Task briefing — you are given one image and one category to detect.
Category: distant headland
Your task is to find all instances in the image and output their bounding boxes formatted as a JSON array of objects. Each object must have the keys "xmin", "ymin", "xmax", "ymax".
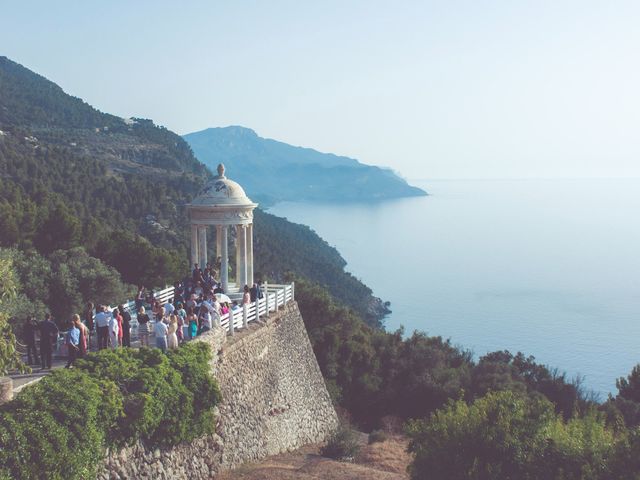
[{"xmin": 183, "ymin": 126, "xmax": 427, "ymax": 205}]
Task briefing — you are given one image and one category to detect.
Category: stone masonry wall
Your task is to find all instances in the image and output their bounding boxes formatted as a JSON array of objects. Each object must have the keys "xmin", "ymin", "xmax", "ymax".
[{"xmin": 100, "ymin": 301, "xmax": 338, "ymax": 479}]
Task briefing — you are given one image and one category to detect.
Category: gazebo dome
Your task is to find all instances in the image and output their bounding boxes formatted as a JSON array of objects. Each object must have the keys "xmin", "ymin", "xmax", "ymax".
[
  {"xmin": 187, "ymin": 163, "xmax": 257, "ymax": 294},
  {"xmin": 191, "ymin": 164, "xmax": 253, "ymax": 206}
]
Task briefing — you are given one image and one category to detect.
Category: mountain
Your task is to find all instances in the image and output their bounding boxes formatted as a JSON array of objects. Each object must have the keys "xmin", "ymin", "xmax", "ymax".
[
  {"xmin": 0, "ymin": 56, "xmax": 386, "ymax": 324},
  {"xmin": 0, "ymin": 56, "xmax": 207, "ymax": 177},
  {"xmin": 183, "ymin": 126, "xmax": 426, "ymax": 204}
]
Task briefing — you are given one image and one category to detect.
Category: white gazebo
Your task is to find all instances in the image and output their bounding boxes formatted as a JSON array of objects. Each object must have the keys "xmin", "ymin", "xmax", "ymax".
[{"xmin": 187, "ymin": 164, "xmax": 258, "ymax": 293}]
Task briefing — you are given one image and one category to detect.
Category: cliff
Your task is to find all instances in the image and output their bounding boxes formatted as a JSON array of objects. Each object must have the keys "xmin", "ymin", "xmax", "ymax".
[{"xmin": 99, "ymin": 301, "xmax": 338, "ymax": 479}]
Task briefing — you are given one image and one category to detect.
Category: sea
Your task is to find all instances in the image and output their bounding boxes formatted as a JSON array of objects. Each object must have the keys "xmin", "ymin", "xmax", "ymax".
[{"xmin": 268, "ymin": 178, "xmax": 640, "ymax": 398}]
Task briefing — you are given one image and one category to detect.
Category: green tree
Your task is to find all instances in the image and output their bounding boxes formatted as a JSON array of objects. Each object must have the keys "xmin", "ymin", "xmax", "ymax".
[
  {"xmin": 606, "ymin": 365, "xmax": 640, "ymax": 429},
  {"xmin": 48, "ymin": 247, "xmax": 132, "ymax": 323},
  {"xmin": 0, "ymin": 254, "xmax": 26, "ymax": 375},
  {"xmin": 34, "ymin": 202, "xmax": 81, "ymax": 254}
]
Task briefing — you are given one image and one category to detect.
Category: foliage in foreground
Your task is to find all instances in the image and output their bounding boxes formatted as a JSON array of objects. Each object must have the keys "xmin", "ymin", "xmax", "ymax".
[
  {"xmin": 0, "ymin": 342, "xmax": 221, "ymax": 480},
  {"xmin": 406, "ymin": 390, "xmax": 640, "ymax": 480}
]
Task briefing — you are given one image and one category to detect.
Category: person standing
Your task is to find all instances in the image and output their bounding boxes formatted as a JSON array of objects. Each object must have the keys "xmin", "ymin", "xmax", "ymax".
[
  {"xmin": 118, "ymin": 305, "xmax": 131, "ymax": 347},
  {"xmin": 65, "ymin": 316, "xmax": 80, "ymax": 368},
  {"xmin": 115, "ymin": 309, "xmax": 123, "ymax": 347},
  {"xmin": 74, "ymin": 315, "xmax": 88, "ymax": 359},
  {"xmin": 135, "ymin": 285, "xmax": 146, "ymax": 311},
  {"xmin": 187, "ymin": 306, "xmax": 198, "ymax": 340},
  {"xmin": 39, "ymin": 314, "xmax": 58, "ymax": 370},
  {"xmin": 192, "ymin": 263, "xmax": 203, "ymax": 284},
  {"xmin": 164, "ymin": 298, "xmax": 175, "ymax": 317},
  {"xmin": 175, "ymin": 303, "xmax": 186, "ymax": 343},
  {"xmin": 23, "ymin": 317, "xmax": 40, "ymax": 365},
  {"xmin": 83, "ymin": 302, "xmax": 94, "ymax": 351},
  {"xmin": 94, "ymin": 305, "xmax": 109, "ymax": 350},
  {"xmin": 167, "ymin": 315, "xmax": 179, "ymax": 350},
  {"xmin": 108, "ymin": 310, "xmax": 119, "ymax": 349},
  {"xmin": 243, "ymin": 285, "xmax": 251, "ymax": 305},
  {"xmin": 137, "ymin": 306, "xmax": 151, "ymax": 347},
  {"xmin": 198, "ymin": 301, "xmax": 212, "ymax": 335},
  {"xmin": 155, "ymin": 316, "xmax": 168, "ymax": 352}
]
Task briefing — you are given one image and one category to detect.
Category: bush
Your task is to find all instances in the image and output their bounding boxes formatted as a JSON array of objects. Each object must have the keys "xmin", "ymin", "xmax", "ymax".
[
  {"xmin": 320, "ymin": 424, "xmax": 361, "ymax": 460},
  {"xmin": 167, "ymin": 342, "xmax": 222, "ymax": 438},
  {"xmin": 368, "ymin": 429, "xmax": 388, "ymax": 444},
  {"xmin": 0, "ymin": 343, "xmax": 221, "ymax": 479},
  {"xmin": 0, "ymin": 369, "xmax": 121, "ymax": 480},
  {"xmin": 74, "ymin": 343, "xmax": 220, "ymax": 447},
  {"xmin": 406, "ymin": 390, "xmax": 617, "ymax": 480}
]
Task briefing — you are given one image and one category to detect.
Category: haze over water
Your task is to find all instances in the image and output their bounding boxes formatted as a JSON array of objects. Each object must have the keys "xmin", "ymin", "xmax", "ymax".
[{"xmin": 270, "ymin": 178, "xmax": 640, "ymax": 398}]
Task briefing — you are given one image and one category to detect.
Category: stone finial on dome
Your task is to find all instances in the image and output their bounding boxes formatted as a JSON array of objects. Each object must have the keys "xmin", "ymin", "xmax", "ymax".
[{"xmin": 217, "ymin": 163, "xmax": 226, "ymax": 178}]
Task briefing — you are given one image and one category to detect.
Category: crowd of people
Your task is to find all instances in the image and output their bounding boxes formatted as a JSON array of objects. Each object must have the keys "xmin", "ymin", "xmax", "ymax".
[{"xmin": 20, "ymin": 261, "xmax": 265, "ymax": 370}]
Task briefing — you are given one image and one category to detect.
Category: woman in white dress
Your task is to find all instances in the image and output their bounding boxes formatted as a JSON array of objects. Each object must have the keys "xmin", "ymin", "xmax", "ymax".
[{"xmin": 167, "ymin": 314, "xmax": 179, "ymax": 350}]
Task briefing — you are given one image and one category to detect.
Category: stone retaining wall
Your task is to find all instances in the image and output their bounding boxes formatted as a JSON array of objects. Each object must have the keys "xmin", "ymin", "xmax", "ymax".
[{"xmin": 100, "ymin": 301, "xmax": 338, "ymax": 479}]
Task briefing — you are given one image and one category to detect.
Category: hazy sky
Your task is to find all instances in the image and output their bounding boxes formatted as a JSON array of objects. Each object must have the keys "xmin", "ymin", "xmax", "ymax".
[{"xmin": 2, "ymin": 1, "xmax": 640, "ymax": 179}]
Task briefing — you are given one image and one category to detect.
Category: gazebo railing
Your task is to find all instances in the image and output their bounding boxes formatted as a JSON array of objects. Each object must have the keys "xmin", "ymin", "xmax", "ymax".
[
  {"xmin": 218, "ymin": 283, "xmax": 295, "ymax": 335},
  {"xmin": 123, "ymin": 282, "xmax": 295, "ymax": 335},
  {"xmin": 55, "ymin": 283, "xmax": 295, "ymax": 354}
]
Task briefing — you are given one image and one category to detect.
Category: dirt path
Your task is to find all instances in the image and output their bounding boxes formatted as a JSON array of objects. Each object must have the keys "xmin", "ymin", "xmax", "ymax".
[{"xmin": 217, "ymin": 435, "xmax": 412, "ymax": 480}]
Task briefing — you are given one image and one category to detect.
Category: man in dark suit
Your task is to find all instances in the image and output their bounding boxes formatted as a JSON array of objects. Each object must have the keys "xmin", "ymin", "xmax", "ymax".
[
  {"xmin": 22, "ymin": 317, "xmax": 39, "ymax": 365},
  {"xmin": 39, "ymin": 313, "xmax": 59, "ymax": 370}
]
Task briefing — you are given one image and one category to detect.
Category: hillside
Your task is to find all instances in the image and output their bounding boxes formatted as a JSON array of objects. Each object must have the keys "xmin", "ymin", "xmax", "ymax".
[
  {"xmin": 183, "ymin": 126, "xmax": 426, "ymax": 204},
  {"xmin": 0, "ymin": 56, "xmax": 386, "ymax": 324}
]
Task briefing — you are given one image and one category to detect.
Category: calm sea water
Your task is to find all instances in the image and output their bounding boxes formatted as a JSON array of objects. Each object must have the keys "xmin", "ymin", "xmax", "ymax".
[{"xmin": 269, "ymin": 179, "xmax": 640, "ymax": 398}]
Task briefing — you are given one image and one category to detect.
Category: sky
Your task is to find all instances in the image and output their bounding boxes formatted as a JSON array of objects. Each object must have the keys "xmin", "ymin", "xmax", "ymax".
[{"xmin": 2, "ymin": 0, "xmax": 640, "ymax": 179}]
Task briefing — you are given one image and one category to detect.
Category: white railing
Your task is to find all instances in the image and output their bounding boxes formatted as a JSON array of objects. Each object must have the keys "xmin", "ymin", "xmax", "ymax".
[
  {"xmin": 56, "ymin": 283, "xmax": 295, "ymax": 353},
  {"xmin": 123, "ymin": 282, "xmax": 295, "ymax": 335}
]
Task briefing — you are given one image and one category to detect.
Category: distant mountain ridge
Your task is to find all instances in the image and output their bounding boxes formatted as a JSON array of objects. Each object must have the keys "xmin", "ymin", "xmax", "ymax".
[{"xmin": 183, "ymin": 126, "xmax": 426, "ymax": 204}]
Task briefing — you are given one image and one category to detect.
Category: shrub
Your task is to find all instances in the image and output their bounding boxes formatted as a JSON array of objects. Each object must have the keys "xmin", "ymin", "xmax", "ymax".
[
  {"xmin": 0, "ymin": 343, "xmax": 221, "ymax": 479},
  {"xmin": 406, "ymin": 391, "xmax": 617, "ymax": 480},
  {"xmin": 74, "ymin": 343, "xmax": 220, "ymax": 447},
  {"xmin": 368, "ymin": 429, "xmax": 388, "ymax": 444},
  {"xmin": 167, "ymin": 342, "xmax": 222, "ymax": 439},
  {"xmin": 320, "ymin": 423, "xmax": 361, "ymax": 460},
  {"xmin": 0, "ymin": 369, "xmax": 121, "ymax": 480}
]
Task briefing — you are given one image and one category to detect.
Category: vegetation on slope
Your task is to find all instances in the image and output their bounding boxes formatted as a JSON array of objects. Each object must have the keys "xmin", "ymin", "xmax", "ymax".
[
  {"xmin": 0, "ymin": 56, "xmax": 385, "ymax": 326},
  {"xmin": 406, "ymin": 390, "xmax": 639, "ymax": 480},
  {"xmin": 0, "ymin": 343, "xmax": 220, "ymax": 480}
]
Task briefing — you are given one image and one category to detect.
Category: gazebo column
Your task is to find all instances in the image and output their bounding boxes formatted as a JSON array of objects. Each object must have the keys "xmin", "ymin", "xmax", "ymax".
[
  {"xmin": 247, "ymin": 223, "xmax": 254, "ymax": 286},
  {"xmin": 235, "ymin": 226, "xmax": 241, "ymax": 287},
  {"xmin": 237, "ymin": 224, "xmax": 247, "ymax": 289},
  {"xmin": 220, "ymin": 226, "xmax": 229, "ymax": 292},
  {"xmin": 216, "ymin": 225, "xmax": 222, "ymax": 260},
  {"xmin": 190, "ymin": 224, "xmax": 199, "ymax": 269},
  {"xmin": 198, "ymin": 225, "xmax": 207, "ymax": 269}
]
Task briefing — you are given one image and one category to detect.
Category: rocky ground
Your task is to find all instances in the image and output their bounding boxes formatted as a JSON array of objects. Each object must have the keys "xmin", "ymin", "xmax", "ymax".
[{"xmin": 216, "ymin": 434, "xmax": 412, "ymax": 480}]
